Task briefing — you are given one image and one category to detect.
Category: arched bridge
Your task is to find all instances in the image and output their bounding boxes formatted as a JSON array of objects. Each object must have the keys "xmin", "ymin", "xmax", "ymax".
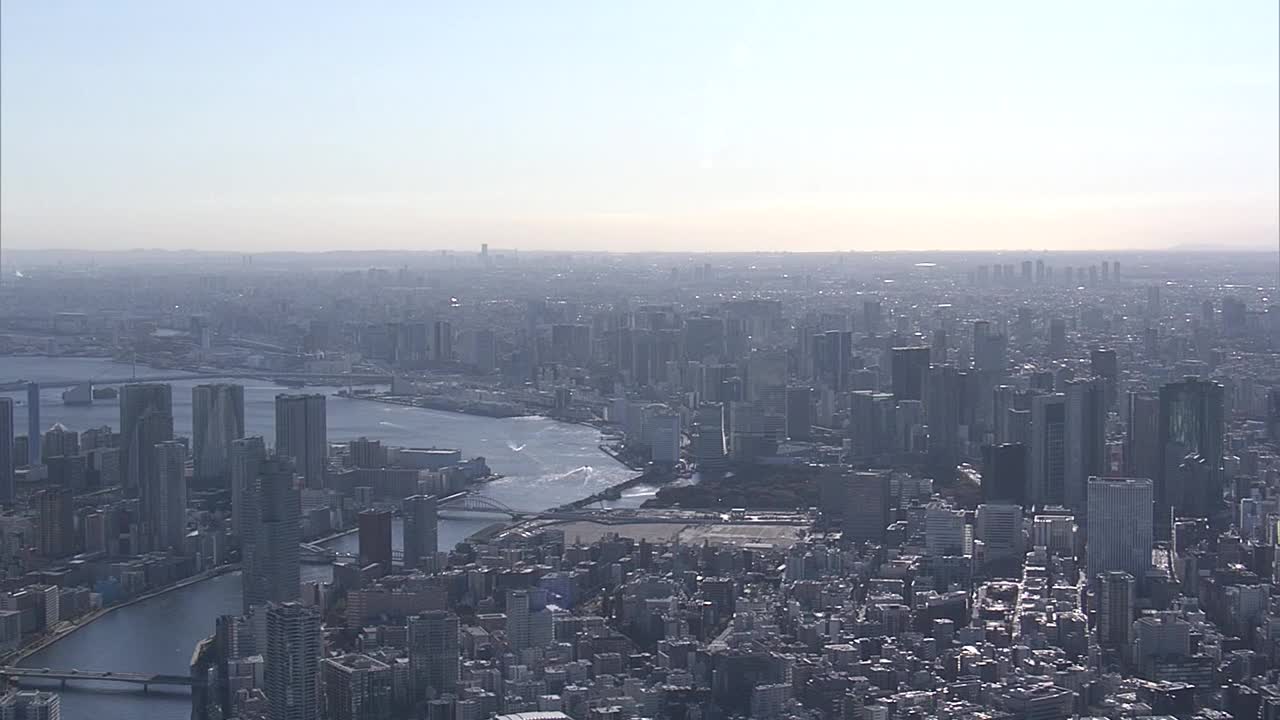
[{"xmin": 439, "ymin": 493, "xmax": 524, "ymax": 517}]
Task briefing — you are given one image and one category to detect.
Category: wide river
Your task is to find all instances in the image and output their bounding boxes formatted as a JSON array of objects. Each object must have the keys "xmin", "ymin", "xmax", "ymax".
[{"xmin": 1, "ymin": 356, "xmax": 652, "ymax": 719}]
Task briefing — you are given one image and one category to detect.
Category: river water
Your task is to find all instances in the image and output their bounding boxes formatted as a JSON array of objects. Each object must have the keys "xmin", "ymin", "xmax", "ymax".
[{"xmin": 2, "ymin": 356, "xmax": 653, "ymax": 719}]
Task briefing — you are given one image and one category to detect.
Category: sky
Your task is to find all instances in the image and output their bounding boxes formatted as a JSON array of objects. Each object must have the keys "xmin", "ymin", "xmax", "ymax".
[{"xmin": 2, "ymin": 1, "xmax": 1277, "ymax": 253}]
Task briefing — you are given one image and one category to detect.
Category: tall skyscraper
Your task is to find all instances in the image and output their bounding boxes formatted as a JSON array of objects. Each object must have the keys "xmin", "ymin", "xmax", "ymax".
[
  {"xmin": 1089, "ymin": 348, "xmax": 1119, "ymax": 409},
  {"xmin": 230, "ymin": 436, "xmax": 267, "ymax": 541},
  {"xmin": 1124, "ymin": 392, "xmax": 1160, "ymax": 484},
  {"xmin": 275, "ymin": 394, "xmax": 327, "ymax": 489},
  {"xmin": 192, "ymin": 384, "xmax": 245, "ymax": 486},
  {"xmin": 926, "ymin": 363, "xmax": 962, "ymax": 465},
  {"xmin": 1157, "ymin": 377, "xmax": 1225, "ymax": 522},
  {"xmin": 842, "ymin": 471, "xmax": 891, "ymax": 543},
  {"xmin": 265, "ymin": 601, "xmax": 322, "ymax": 720},
  {"xmin": 981, "ymin": 443, "xmax": 1027, "ymax": 505},
  {"xmin": 151, "ymin": 440, "xmax": 188, "ymax": 552},
  {"xmin": 891, "ymin": 347, "xmax": 931, "ymax": 401},
  {"xmin": 1063, "ymin": 378, "xmax": 1106, "ymax": 514},
  {"xmin": 407, "ymin": 610, "xmax": 459, "ymax": 702},
  {"xmin": 1047, "ymin": 318, "xmax": 1067, "ymax": 358},
  {"xmin": 1098, "ymin": 571, "xmax": 1136, "ymax": 648},
  {"xmin": 26, "ymin": 382, "xmax": 40, "ymax": 466},
  {"xmin": 243, "ymin": 457, "xmax": 301, "ymax": 614},
  {"xmin": 0, "ymin": 397, "xmax": 13, "ymax": 505},
  {"xmin": 119, "ymin": 383, "xmax": 174, "ymax": 495},
  {"xmin": 34, "ymin": 487, "xmax": 74, "ymax": 558},
  {"xmin": 505, "ymin": 589, "xmax": 532, "ymax": 652},
  {"xmin": 1086, "ymin": 477, "xmax": 1154, "ymax": 584},
  {"xmin": 402, "ymin": 495, "xmax": 438, "ymax": 569},
  {"xmin": 357, "ymin": 510, "xmax": 393, "ymax": 571},
  {"xmin": 1029, "ymin": 393, "xmax": 1066, "ymax": 506}
]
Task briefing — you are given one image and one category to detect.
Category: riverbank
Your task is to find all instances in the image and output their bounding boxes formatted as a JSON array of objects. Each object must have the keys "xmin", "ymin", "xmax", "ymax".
[
  {"xmin": 343, "ymin": 391, "xmax": 531, "ymax": 419},
  {"xmin": 5, "ymin": 564, "xmax": 241, "ymax": 666}
]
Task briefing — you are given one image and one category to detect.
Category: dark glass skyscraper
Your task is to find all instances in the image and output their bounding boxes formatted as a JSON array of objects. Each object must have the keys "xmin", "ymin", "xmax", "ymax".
[
  {"xmin": 891, "ymin": 347, "xmax": 930, "ymax": 402},
  {"xmin": 1158, "ymin": 377, "xmax": 1225, "ymax": 522}
]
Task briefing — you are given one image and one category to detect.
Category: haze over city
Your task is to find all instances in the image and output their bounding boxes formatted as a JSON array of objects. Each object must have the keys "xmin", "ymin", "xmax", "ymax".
[
  {"xmin": 2, "ymin": 1, "xmax": 1278, "ymax": 253},
  {"xmin": 1, "ymin": 4, "xmax": 1280, "ymax": 720}
]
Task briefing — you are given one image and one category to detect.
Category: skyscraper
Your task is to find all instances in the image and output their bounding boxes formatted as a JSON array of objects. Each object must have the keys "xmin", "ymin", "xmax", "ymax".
[
  {"xmin": 34, "ymin": 487, "xmax": 74, "ymax": 558},
  {"xmin": 0, "ymin": 397, "xmax": 13, "ymax": 505},
  {"xmin": 926, "ymin": 363, "xmax": 962, "ymax": 466},
  {"xmin": 842, "ymin": 471, "xmax": 891, "ymax": 543},
  {"xmin": 192, "ymin": 383, "xmax": 245, "ymax": 487},
  {"xmin": 243, "ymin": 457, "xmax": 301, "ymax": 614},
  {"xmin": 891, "ymin": 347, "xmax": 930, "ymax": 402},
  {"xmin": 402, "ymin": 495, "xmax": 438, "ymax": 569},
  {"xmin": 230, "ymin": 436, "xmax": 266, "ymax": 541},
  {"xmin": 119, "ymin": 383, "xmax": 174, "ymax": 495},
  {"xmin": 981, "ymin": 443, "xmax": 1027, "ymax": 505},
  {"xmin": 1157, "ymin": 377, "xmax": 1225, "ymax": 522},
  {"xmin": 407, "ymin": 610, "xmax": 459, "ymax": 702},
  {"xmin": 265, "ymin": 601, "xmax": 322, "ymax": 720},
  {"xmin": 151, "ymin": 440, "xmax": 188, "ymax": 552},
  {"xmin": 275, "ymin": 394, "xmax": 327, "ymax": 489},
  {"xmin": 26, "ymin": 382, "xmax": 40, "ymax": 466},
  {"xmin": 1029, "ymin": 393, "xmax": 1066, "ymax": 506},
  {"xmin": 1086, "ymin": 477, "xmax": 1154, "ymax": 584},
  {"xmin": 1098, "ymin": 571, "xmax": 1135, "ymax": 648},
  {"xmin": 1125, "ymin": 392, "xmax": 1160, "ymax": 484},
  {"xmin": 1063, "ymin": 378, "xmax": 1106, "ymax": 514},
  {"xmin": 357, "ymin": 510, "xmax": 393, "ymax": 571}
]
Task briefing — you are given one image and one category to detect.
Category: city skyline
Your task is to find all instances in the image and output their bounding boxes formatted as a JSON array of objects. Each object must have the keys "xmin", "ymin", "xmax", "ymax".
[{"xmin": 2, "ymin": 1, "xmax": 1277, "ymax": 253}]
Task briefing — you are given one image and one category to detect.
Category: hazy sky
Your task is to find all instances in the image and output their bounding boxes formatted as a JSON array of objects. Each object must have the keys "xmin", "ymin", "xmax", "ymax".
[{"xmin": 2, "ymin": 1, "xmax": 1277, "ymax": 253}]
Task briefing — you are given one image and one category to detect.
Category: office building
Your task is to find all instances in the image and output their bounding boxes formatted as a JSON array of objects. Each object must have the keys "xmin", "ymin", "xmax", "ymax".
[
  {"xmin": 407, "ymin": 610, "xmax": 459, "ymax": 701},
  {"xmin": 230, "ymin": 436, "xmax": 266, "ymax": 541},
  {"xmin": 243, "ymin": 457, "xmax": 301, "ymax": 614},
  {"xmin": 975, "ymin": 503, "xmax": 1023, "ymax": 567},
  {"xmin": 150, "ymin": 440, "xmax": 188, "ymax": 552},
  {"xmin": 34, "ymin": 487, "xmax": 74, "ymax": 558},
  {"xmin": 926, "ymin": 363, "xmax": 962, "ymax": 464},
  {"xmin": 40, "ymin": 424, "xmax": 78, "ymax": 461},
  {"xmin": 402, "ymin": 495, "xmax": 438, "ymax": 569},
  {"xmin": 357, "ymin": 510, "xmax": 393, "ymax": 571},
  {"xmin": 1063, "ymin": 378, "xmax": 1106, "ymax": 513},
  {"xmin": 119, "ymin": 383, "xmax": 174, "ymax": 495},
  {"xmin": 1098, "ymin": 571, "xmax": 1135, "ymax": 648},
  {"xmin": 1029, "ymin": 394, "xmax": 1066, "ymax": 506},
  {"xmin": 1157, "ymin": 378, "xmax": 1225, "ymax": 521},
  {"xmin": 432, "ymin": 319, "xmax": 453, "ymax": 363},
  {"xmin": 275, "ymin": 394, "xmax": 327, "ymax": 490},
  {"xmin": 265, "ymin": 601, "xmax": 322, "ymax": 720},
  {"xmin": 843, "ymin": 471, "xmax": 891, "ymax": 543},
  {"xmin": 925, "ymin": 501, "xmax": 970, "ymax": 556},
  {"xmin": 192, "ymin": 383, "xmax": 245, "ymax": 486},
  {"xmin": 784, "ymin": 386, "xmax": 812, "ymax": 440},
  {"xmin": 982, "ymin": 443, "xmax": 1027, "ymax": 505},
  {"xmin": 891, "ymin": 347, "xmax": 930, "ymax": 401},
  {"xmin": 322, "ymin": 653, "xmax": 393, "ymax": 720},
  {"xmin": 25, "ymin": 383, "xmax": 39, "ymax": 466},
  {"xmin": 1090, "ymin": 348, "xmax": 1119, "ymax": 408},
  {"xmin": 0, "ymin": 397, "xmax": 13, "ymax": 504},
  {"xmin": 1086, "ymin": 477, "xmax": 1154, "ymax": 583},
  {"xmin": 1047, "ymin": 318, "xmax": 1067, "ymax": 358},
  {"xmin": 1125, "ymin": 392, "xmax": 1161, "ymax": 488}
]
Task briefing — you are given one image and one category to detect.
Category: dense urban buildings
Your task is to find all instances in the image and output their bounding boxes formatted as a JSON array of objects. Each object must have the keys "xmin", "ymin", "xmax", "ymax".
[{"xmin": 0, "ymin": 248, "xmax": 1276, "ymax": 720}]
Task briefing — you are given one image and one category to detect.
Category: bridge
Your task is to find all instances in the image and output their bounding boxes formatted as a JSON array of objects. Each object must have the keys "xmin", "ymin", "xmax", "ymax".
[
  {"xmin": 0, "ymin": 666, "xmax": 199, "ymax": 691},
  {"xmin": 0, "ymin": 370, "xmax": 393, "ymax": 392},
  {"xmin": 438, "ymin": 492, "xmax": 525, "ymax": 517}
]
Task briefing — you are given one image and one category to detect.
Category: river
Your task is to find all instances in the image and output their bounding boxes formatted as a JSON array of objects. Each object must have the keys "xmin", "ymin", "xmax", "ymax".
[{"xmin": 2, "ymin": 356, "xmax": 654, "ymax": 719}]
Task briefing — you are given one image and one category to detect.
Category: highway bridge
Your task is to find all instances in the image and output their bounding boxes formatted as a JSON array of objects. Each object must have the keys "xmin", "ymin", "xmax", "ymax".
[
  {"xmin": 0, "ymin": 666, "xmax": 199, "ymax": 691},
  {"xmin": 0, "ymin": 370, "xmax": 393, "ymax": 392}
]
